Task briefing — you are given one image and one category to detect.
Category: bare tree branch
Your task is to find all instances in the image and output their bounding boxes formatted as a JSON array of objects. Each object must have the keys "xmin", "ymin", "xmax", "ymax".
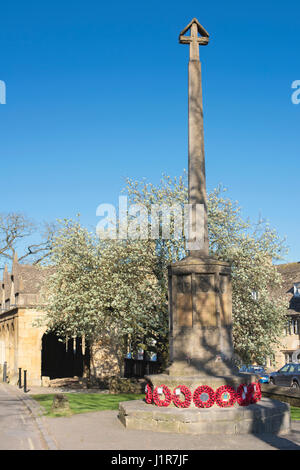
[{"xmin": 0, "ymin": 213, "xmax": 56, "ymax": 266}]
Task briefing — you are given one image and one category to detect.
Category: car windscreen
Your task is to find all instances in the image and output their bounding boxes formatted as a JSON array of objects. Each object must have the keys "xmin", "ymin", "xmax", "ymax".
[{"xmin": 279, "ymin": 365, "xmax": 290, "ymax": 373}]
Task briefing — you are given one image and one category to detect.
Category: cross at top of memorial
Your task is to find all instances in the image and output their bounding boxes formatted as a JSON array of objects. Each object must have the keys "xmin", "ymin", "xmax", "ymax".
[
  {"xmin": 179, "ymin": 18, "xmax": 210, "ymax": 256},
  {"xmin": 179, "ymin": 18, "xmax": 209, "ymax": 61}
]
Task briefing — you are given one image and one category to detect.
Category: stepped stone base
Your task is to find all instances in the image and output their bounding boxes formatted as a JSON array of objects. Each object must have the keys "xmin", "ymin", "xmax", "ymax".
[{"xmin": 118, "ymin": 398, "xmax": 291, "ymax": 435}]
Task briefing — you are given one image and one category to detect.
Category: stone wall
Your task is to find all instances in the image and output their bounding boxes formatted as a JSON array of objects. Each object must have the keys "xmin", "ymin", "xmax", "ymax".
[
  {"xmin": 90, "ymin": 335, "xmax": 123, "ymax": 379},
  {"xmin": 0, "ymin": 307, "xmax": 46, "ymax": 386},
  {"xmin": 261, "ymin": 383, "xmax": 300, "ymax": 407}
]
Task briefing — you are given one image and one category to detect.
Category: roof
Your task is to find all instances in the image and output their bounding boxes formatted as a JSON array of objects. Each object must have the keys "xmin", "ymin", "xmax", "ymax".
[{"xmin": 1, "ymin": 254, "xmax": 50, "ymax": 308}]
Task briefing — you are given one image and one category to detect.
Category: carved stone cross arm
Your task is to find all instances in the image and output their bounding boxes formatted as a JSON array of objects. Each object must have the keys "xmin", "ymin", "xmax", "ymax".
[{"xmin": 179, "ymin": 18, "xmax": 209, "ymax": 61}]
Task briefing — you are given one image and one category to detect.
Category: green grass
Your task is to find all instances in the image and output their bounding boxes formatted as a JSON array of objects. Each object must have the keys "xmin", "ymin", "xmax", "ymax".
[
  {"xmin": 291, "ymin": 406, "xmax": 300, "ymax": 421},
  {"xmin": 30, "ymin": 393, "xmax": 145, "ymax": 417},
  {"xmin": 31, "ymin": 393, "xmax": 300, "ymax": 420}
]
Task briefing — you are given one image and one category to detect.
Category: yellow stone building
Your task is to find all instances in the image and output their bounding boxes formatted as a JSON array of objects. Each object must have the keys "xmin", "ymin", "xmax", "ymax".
[
  {"xmin": 0, "ymin": 256, "xmax": 121, "ymax": 387},
  {"xmin": 0, "ymin": 256, "xmax": 48, "ymax": 386},
  {"xmin": 272, "ymin": 262, "xmax": 300, "ymax": 368}
]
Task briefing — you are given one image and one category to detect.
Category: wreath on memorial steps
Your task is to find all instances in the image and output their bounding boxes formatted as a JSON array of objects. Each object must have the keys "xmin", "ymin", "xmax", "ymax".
[
  {"xmin": 236, "ymin": 383, "xmax": 250, "ymax": 406},
  {"xmin": 147, "ymin": 382, "xmax": 262, "ymax": 408},
  {"xmin": 247, "ymin": 382, "xmax": 262, "ymax": 404},
  {"xmin": 145, "ymin": 383, "xmax": 153, "ymax": 404},
  {"xmin": 215, "ymin": 385, "xmax": 236, "ymax": 408},
  {"xmin": 172, "ymin": 385, "xmax": 192, "ymax": 408},
  {"xmin": 193, "ymin": 385, "xmax": 215, "ymax": 408},
  {"xmin": 152, "ymin": 385, "xmax": 172, "ymax": 407}
]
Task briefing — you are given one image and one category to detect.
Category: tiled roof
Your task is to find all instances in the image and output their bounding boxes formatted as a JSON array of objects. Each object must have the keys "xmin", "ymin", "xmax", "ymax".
[
  {"xmin": 1, "ymin": 255, "xmax": 50, "ymax": 307},
  {"xmin": 12, "ymin": 262, "xmax": 47, "ymax": 294}
]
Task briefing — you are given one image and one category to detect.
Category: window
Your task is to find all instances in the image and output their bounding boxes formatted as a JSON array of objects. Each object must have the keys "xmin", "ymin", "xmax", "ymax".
[
  {"xmin": 285, "ymin": 317, "xmax": 300, "ymax": 335},
  {"xmin": 280, "ymin": 364, "xmax": 290, "ymax": 373},
  {"xmin": 285, "ymin": 318, "xmax": 292, "ymax": 335},
  {"xmin": 292, "ymin": 318, "xmax": 299, "ymax": 334},
  {"xmin": 285, "ymin": 352, "xmax": 293, "ymax": 363}
]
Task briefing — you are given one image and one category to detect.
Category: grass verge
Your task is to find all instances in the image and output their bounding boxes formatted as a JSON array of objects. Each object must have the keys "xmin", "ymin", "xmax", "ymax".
[
  {"xmin": 31, "ymin": 393, "xmax": 300, "ymax": 420},
  {"xmin": 30, "ymin": 393, "xmax": 145, "ymax": 417},
  {"xmin": 291, "ymin": 406, "xmax": 300, "ymax": 420}
]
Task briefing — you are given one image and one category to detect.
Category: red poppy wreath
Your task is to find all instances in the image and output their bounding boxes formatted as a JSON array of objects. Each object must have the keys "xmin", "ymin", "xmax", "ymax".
[
  {"xmin": 145, "ymin": 383, "xmax": 153, "ymax": 404},
  {"xmin": 236, "ymin": 383, "xmax": 250, "ymax": 406},
  {"xmin": 215, "ymin": 385, "xmax": 236, "ymax": 408},
  {"xmin": 193, "ymin": 385, "xmax": 215, "ymax": 408},
  {"xmin": 172, "ymin": 385, "xmax": 192, "ymax": 408},
  {"xmin": 247, "ymin": 382, "xmax": 262, "ymax": 404},
  {"xmin": 153, "ymin": 385, "xmax": 172, "ymax": 407}
]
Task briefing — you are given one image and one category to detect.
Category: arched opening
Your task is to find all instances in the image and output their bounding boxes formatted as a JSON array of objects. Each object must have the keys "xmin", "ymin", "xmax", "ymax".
[
  {"xmin": 41, "ymin": 332, "xmax": 90, "ymax": 379},
  {"xmin": 292, "ymin": 349, "xmax": 300, "ymax": 364}
]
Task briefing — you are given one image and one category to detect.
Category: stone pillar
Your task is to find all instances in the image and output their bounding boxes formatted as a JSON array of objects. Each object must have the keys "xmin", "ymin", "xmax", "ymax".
[
  {"xmin": 167, "ymin": 256, "xmax": 236, "ymax": 378},
  {"xmin": 187, "ymin": 22, "xmax": 209, "ymax": 257},
  {"xmin": 154, "ymin": 18, "xmax": 238, "ymax": 381}
]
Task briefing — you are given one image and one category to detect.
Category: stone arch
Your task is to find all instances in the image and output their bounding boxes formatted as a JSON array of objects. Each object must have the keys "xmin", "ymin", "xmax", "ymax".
[
  {"xmin": 4, "ymin": 323, "xmax": 9, "ymax": 368},
  {"xmin": 0, "ymin": 336, "xmax": 5, "ymax": 363},
  {"xmin": 41, "ymin": 332, "xmax": 88, "ymax": 380},
  {"xmin": 292, "ymin": 349, "xmax": 300, "ymax": 363}
]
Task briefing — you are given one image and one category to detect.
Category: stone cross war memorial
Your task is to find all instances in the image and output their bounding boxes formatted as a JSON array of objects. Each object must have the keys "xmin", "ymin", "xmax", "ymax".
[{"xmin": 118, "ymin": 18, "xmax": 291, "ymax": 435}]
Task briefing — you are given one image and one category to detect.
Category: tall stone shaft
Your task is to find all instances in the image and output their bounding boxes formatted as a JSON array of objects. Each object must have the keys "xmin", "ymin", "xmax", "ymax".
[
  {"xmin": 181, "ymin": 20, "xmax": 209, "ymax": 256},
  {"xmin": 187, "ymin": 23, "xmax": 208, "ymax": 256},
  {"xmin": 163, "ymin": 18, "xmax": 237, "ymax": 377}
]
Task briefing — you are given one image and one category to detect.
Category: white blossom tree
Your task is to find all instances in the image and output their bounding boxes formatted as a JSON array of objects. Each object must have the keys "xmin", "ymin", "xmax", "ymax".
[
  {"xmin": 40, "ymin": 218, "xmax": 168, "ymax": 372},
  {"xmin": 125, "ymin": 174, "xmax": 288, "ymax": 366},
  {"xmin": 41, "ymin": 173, "xmax": 288, "ymax": 373}
]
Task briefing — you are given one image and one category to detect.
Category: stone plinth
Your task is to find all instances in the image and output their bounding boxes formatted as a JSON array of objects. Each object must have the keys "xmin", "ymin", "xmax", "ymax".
[
  {"xmin": 145, "ymin": 373, "xmax": 257, "ymax": 409},
  {"xmin": 118, "ymin": 399, "xmax": 291, "ymax": 435},
  {"xmin": 167, "ymin": 255, "xmax": 237, "ymax": 378}
]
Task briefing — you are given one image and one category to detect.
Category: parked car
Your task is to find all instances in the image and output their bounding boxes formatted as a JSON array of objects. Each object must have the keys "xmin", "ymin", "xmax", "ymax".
[
  {"xmin": 239, "ymin": 365, "xmax": 270, "ymax": 383},
  {"xmin": 269, "ymin": 363, "xmax": 300, "ymax": 389}
]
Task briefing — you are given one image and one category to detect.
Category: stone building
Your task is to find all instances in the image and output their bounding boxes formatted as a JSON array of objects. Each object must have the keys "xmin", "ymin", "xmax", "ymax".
[
  {"xmin": 0, "ymin": 255, "xmax": 48, "ymax": 385},
  {"xmin": 0, "ymin": 256, "xmax": 123, "ymax": 387},
  {"xmin": 0, "ymin": 256, "xmax": 92, "ymax": 386},
  {"xmin": 273, "ymin": 262, "xmax": 300, "ymax": 367}
]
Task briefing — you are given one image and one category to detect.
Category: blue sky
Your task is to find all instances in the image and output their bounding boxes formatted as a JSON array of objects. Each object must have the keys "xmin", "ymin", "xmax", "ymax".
[{"xmin": 0, "ymin": 0, "xmax": 299, "ymax": 262}]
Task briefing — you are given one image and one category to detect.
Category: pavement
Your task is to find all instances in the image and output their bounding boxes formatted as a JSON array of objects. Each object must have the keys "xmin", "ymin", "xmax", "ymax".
[
  {"xmin": 1, "ymin": 383, "xmax": 300, "ymax": 451},
  {"xmin": 0, "ymin": 383, "xmax": 48, "ymax": 450},
  {"xmin": 43, "ymin": 406, "xmax": 300, "ymax": 451}
]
